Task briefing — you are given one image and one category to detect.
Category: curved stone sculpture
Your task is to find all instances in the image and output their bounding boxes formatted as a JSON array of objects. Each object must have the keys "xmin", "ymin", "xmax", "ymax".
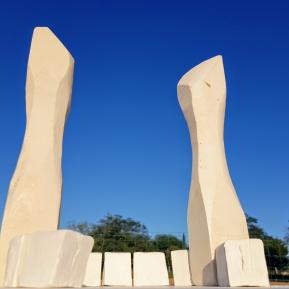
[
  {"xmin": 177, "ymin": 55, "xmax": 249, "ymax": 285},
  {"xmin": 0, "ymin": 27, "xmax": 74, "ymax": 283}
]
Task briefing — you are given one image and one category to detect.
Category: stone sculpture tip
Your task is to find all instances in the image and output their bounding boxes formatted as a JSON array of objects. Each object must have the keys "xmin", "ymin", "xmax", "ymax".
[
  {"xmin": 29, "ymin": 27, "xmax": 74, "ymax": 78},
  {"xmin": 177, "ymin": 55, "xmax": 226, "ymax": 112},
  {"xmin": 177, "ymin": 55, "xmax": 224, "ymax": 88},
  {"xmin": 32, "ymin": 27, "xmax": 74, "ymax": 59}
]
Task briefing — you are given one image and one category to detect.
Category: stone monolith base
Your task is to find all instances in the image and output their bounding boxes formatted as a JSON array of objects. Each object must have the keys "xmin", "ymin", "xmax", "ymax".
[
  {"xmin": 83, "ymin": 253, "xmax": 102, "ymax": 287},
  {"xmin": 4, "ymin": 230, "xmax": 93, "ymax": 288},
  {"xmin": 102, "ymin": 252, "xmax": 132, "ymax": 286},
  {"xmin": 171, "ymin": 250, "xmax": 192, "ymax": 286},
  {"xmin": 133, "ymin": 252, "xmax": 169, "ymax": 286},
  {"xmin": 177, "ymin": 55, "xmax": 249, "ymax": 285},
  {"xmin": 216, "ymin": 239, "xmax": 269, "ymax": 287},
  {"xmin": 0, "ymin": 27, "xmax": 74, "ymax": 284}
]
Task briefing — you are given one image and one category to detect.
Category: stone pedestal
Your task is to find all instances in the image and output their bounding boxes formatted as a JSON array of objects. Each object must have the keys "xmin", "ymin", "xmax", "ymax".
[
  {"xmin": 216, "ymin": 239, "xmax": 269, "ymax": 287},
  {"xmin": 83, "ymin": 253, "xmax": 102, "ymax": 287},
  {"xmin": 102, "ymin": 252, "xmax": 132, "ymax": 286},
  {"xmin": 133, "ymin": 252, "xmax": 169, "ymax": 286},
  {"xmin": 4, "ymin": 230, "xmax": 93, "ymax": 288},
  {"xmin": 171, "ymin": 250, "xmax": 192, "ymax": 286}
]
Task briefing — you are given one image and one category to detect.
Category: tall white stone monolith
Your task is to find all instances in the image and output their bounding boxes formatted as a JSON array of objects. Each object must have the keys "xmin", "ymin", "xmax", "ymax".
[
  {"xmin": 177, "ymin": 55, "xmax": 249, "ymax": 285},
  {"xmin": 0, "ymin": 27, "xmax": 74, "ymax": 284}
]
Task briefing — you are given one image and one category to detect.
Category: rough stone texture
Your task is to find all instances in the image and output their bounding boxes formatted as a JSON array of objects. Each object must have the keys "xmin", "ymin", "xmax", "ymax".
[
  {"xmin": 83, "ymin": 253, "xmax": 102, "ymax": 287},
  {"xmin": 216, "ymin": 239, "xmax": 269, "ymax": 287},
  {"xmin": 102, "ymin": 252, "xmax": 132, "ymax": 286},
  {"xmin": 177, "ymin": 55, "xmax": 249, "ymax": 285},
  {"xmin": 133, "ymin": 252, "xmax": 169, "ymax": 286},
  {"xmin": 4, "ymin": 230, "xmax": 93, "ymax": 287},
  {"xmin": 171, "ymin": 250, "xmax": 192, "ymax": 286},
  {"xmin": 0, "ymin": 27, "xmax": 74, "ymax": 284}
]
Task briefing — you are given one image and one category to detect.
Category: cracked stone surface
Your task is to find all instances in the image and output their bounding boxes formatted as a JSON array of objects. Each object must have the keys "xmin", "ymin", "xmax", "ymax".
[{"xmin": 216, "ymin": 239, "xmax": 269, "ymax": 287}]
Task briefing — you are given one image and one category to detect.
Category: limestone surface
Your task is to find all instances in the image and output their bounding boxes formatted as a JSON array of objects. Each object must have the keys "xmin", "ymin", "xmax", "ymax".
[
  {"xmin": 171, "ymin": 250, "xmax": 192, "ymax": 286},
  {"xmin": 4, "ymin": 230, "xmax": 94, "ymax": 287},
  {"xmin": 177, "ymin": 55, "xmax": 249, "ymax": 285},
  {"xmin": 133, "ymin": 252, "xmax": 169, "ymax": 286},
  {"xmin": 83, "ymin": 253, "xmax": 102, "ymax": 287},
  {"xmin": 102, "ymin": 252, "xmax": 132, "ymax": 286},
  {"xmin": 216, "ymin": 239, "xmax": 269, "ymax": 287},
  {"xmin": 0, "ymin": 27, "xmax": 74, "ymax": 284}
]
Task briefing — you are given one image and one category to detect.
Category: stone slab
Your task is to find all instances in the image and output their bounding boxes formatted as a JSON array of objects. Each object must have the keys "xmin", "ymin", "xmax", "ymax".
[
  {"xmin": 133, "ymin": 252, "xmax": 169, "ymax": 286},
  {"xmin": 102, "ymin": 252, "xmax": 132, "ymax": 286},
  {"xmin": 216, "ymin": 239, "xmax": 270, "ymax": 287},
  {"xmin": 4, "ymin": 230, "xmax": 93, "ymax": 288},
  {"xmin": 83, "ymin": 253, "xmax": 102, "ymax": 287},
  {"xmin": 171, "ymin": 250, "xmax": 191, "ymax": 286},
  {"xmin": 0, "ymin": 285, "xmax": 289, "ymax": 289}
]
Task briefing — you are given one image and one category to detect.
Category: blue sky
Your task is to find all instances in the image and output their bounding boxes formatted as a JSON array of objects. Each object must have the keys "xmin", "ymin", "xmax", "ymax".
[{"xmin": 0, "ymin": 0, "xmax": 288, "ymax": 239}]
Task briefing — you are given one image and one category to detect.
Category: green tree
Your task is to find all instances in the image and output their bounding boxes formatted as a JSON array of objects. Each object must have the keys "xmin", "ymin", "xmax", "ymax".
[
  {"xmin": 150, "ymin": 234, "xmax": 184, "ymax": 273},
  {"xmin": 68, "ymin": 214, "xmax": 154, "ymax": 252},
  {"xmin": 153, "ymin": 234, "xmax": 184, "ymax": 252},
  {"xmin": 92, "ymin": 214, "xmax": 154, "ymax": 252},
  {"xmin": 246, "ymin": 215, "xmax": 267, "ymax": 238},
  {"xmin": 67, "ymin": 221, "xmax": 92, "ymax": 235},
  {"xmin": 182, "ymin": 233, "xmax": 187, "ymax": 249},
  {"xmin": 68, "ymin": 214, "xmax": 186, "ymax": 273},
  {"xmin": 284, "ymin": 221, "xmax": 289, "ymax": 246}
]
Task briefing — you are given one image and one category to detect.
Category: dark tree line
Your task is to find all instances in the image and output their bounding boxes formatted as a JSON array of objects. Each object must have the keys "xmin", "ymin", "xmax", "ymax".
[
  {"xmin": 68, "ymin": 214, "xmax": 289, "ymax": 277},
  {"xmin": 285, "ymin": 221, "xmax": 289, "ymax": 246},
  {"xmin": 67, "ymin": 214, "xmax": 186, "ymax": 271}
]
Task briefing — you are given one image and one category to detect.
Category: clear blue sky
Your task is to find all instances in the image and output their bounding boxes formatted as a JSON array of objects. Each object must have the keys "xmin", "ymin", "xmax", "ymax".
[{"xmin": 0, "ymin": 0, "xmax": 288, "ymax": 239}]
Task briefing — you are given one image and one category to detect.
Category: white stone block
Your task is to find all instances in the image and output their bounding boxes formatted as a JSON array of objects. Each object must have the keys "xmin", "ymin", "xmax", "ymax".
[
  {"xmin": 133, "ymin": 252, "xmax": 169, "ymax": 286},
  {"xmin": 103, "ymin": 252, "xmax": 132, "ymax": 286},
  {"xmin": 216, "ymin": 239, "xmax": 270, "ymax": 287},
  {"xmin": 4, "ymin": 230, "xmax": 94, "ymax": 288},
  {"xmin": 171, "ymin": 250, "xmax": 192, "ymax": 286},
  {"xmin": 83, "ymin": 253, "xmax": 102, "ymax": 287}
]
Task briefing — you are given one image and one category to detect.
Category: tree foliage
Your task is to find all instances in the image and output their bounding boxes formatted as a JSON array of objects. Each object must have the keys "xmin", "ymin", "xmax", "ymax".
[
  {"xmin": 68, "ymin": 214, "xmax": 186, "ymax": 272},
  {"xmin": 69, "ymin": 214, "xmax": 289, "ymax": 276},
  {"xmin": 284, "ymin": 221, "xmax": 289, "ymax": 246},
  {"xmin": 68, "ymin": 214, "xmax": 186, "ymax": 253}
]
